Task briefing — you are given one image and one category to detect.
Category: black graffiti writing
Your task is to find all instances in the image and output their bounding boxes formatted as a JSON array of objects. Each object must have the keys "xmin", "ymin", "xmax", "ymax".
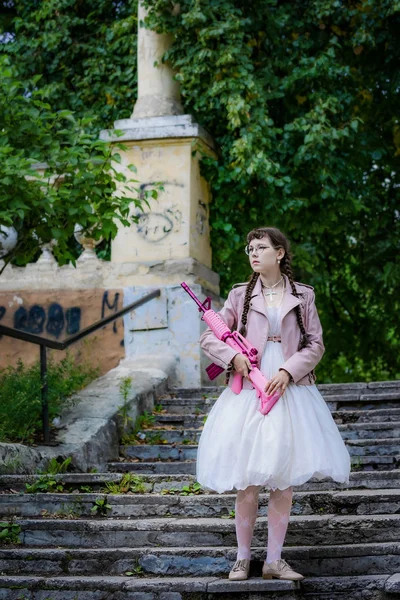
[
  {"xmin": 13, "ymin": 303, "xmax": 81, "ymax": 339},
  {"xmin": 102, "ymin": 291, "xmax": 120, "ymax": 334}
]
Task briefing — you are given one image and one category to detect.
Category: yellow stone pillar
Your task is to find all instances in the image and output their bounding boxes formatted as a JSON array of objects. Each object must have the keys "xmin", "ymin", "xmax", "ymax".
[
  {"xmin": 132, "ymin": 2, "xmax": 183, "ymax": 118},
  {"xmin": 99, "ymin": 3, "xmax": 222, "ymax": 388}
]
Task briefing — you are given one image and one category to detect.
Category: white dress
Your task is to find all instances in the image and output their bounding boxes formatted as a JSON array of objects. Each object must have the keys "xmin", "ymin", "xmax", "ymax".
[{"xmin": 196, "ymin": 305, "xmax": 351, "ymax": 493}]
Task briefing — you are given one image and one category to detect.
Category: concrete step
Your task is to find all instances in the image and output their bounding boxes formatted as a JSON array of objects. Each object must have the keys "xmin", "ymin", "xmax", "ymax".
[
  {"xmin": 2, "ymin": 489, "xmax": 400, "ymax": 520},
  {"xmin": 108, "ymin": 461, "xmax": 197, "ymax": 474},
  {"xmin": 345, "ymin": 438, "xmax": 400, "ymax": 456},
  {"xmin": 332, "ymin": 408, "xmax": 400, "ymax": 424},
  {"xmin": 338, "ymin": 422, "xmax": 400, "ymax": 439},
  {"xmin": 11, "ymin": 514, "xmax": 400, "ymax": 548},
  {"xmin": 110, "ymin": 454, "xmax": 400, "ymax": 474},
  {"xmin": 2, "ymin": 573, "xmax": 399, "ymax": 600},
  {"xmin": 1, "ymin": 573, "xmax": 399, "ymax": 600},
  {"xmin": 131, "ymin": 422, "xmax": 400, "ymax": 445},
  {"xmin": 126, "ymin": 429, "xmax": 203, "ymax": 444},
  {"xmin": 0, "ymin": 473, "xmax": 196, "ymax": 495},
  {"xmin": 1, "ymin": 543, "xmax": 400, "ymax": 579},
  {"xmin": 159, "ymin": 390, "xmax": 400, "ymax": 415},
  {"xmin": 122, "ymin": 444, "xmax": 198, "ymax": 461},
  {"xmin": 3, "ymin": 470, "xmax": 400, "ymax": 494},
  {"xmin": 291, "ymin": 470, "xmax": 400, "ymax": 491},
  {"xmin": 155, "ymin": 408, "xmax": 400, "ymax": 427},
  {"xmin": 121, "ymin": 438, "xmax": 400, "ymax": 461},
  {"xmin": 0, "ymin": 574, "xmax": 300, "ymax": 600}
]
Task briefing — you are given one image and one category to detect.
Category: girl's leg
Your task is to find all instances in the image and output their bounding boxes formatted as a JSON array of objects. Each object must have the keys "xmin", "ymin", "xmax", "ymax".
[
  {"xmin": 266, "ymin": 486, "xmax": 293, "ymax": 563},
  {"xmin": 235, "ymin": 485, "xmax": 261, "ymax": 560}
]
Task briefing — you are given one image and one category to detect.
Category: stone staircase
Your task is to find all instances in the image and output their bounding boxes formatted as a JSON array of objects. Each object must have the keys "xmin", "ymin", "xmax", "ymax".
[{"xmin": 1, "ymin": 381, "xmax": 400, "ymax": 599}]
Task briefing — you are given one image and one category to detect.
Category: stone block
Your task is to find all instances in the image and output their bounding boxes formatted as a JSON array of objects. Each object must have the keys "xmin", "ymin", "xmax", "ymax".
[{"xmin": 385, "ymin": 572, "xmax": 400, "ymax": 593}]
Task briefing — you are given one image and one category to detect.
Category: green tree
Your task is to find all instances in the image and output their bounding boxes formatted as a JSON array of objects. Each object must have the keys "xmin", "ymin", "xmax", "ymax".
[
  {"xmin": 142, "ymin": 0, "xmax": 400, "ymax": 382},
  {"xmin": 0, "ymin": 56, "xmax": 153, "ymax": 268},
  {"xmin": 0, "ymin": 0, "xmax": 138, "ymax": 128}
]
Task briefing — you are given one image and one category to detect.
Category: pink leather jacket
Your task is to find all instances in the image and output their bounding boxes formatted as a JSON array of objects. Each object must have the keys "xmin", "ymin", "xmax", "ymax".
[{"xmin": 199, "ymin": 273, "xmax": 325, "ymax": 387}]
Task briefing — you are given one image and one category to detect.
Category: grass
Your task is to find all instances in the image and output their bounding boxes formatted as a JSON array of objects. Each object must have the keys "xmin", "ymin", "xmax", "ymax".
[{"xmin": 0, "ymin": 350, "xmax": 99, "ymax": 445}]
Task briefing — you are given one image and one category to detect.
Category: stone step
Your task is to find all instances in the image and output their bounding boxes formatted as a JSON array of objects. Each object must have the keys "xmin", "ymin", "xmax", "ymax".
[
  {"xmin": 338, "ymin": 422, "xmax": 400, "ymax": 439},
  {"xmin": 345, "ymin": 438, "xmax": 400, "ymax": 456},
  {"xmin": 0, "ymin": 574, "xmax": 299, "ymax": 600},
  {"xmin": 131, "ymin": 422, "xmax": 400, "ymax": 444},
  {"xmin": 108, "ymin": 461, "xmax": 197, "ymax": 474},
  {"xmin": 2, "ymin": 489, "xmax": 400, "ymax": 519},
  {"xmin": 1, "ymin": 543, "xmax": 400, "ymax": 579},
  {"xmin": 122, "ymin": 444, "xmax": 198, "ymax": 461},
  {"xmin": 1, "ymin": 573, "xmax": 399, "ymax": 600},
  {"xmin": 295, "ymin": 470, "xmax": 400, "ymax": 491},
  {"xmin": 122, "ymin": 439, "xmax": 400, "ymax": 462},
  {"xmin": 110, "ymin": 455, "xmax": 400, "ymax": 475},
  {"xmin": 159, "ymin": 391, "xmax": 400, "ymax": 415},
  {"xmin": 0, "ymin": 473, "xmax": 196, "ymax": 494},
  {"xmin": 169, "ymin": 382, "xmax": 400, "ymax": 400},
  {"xmin": 332, "ymin": 408, "xmax": 400, "ymax": 424},
  {"xmin": 4, "ymin": 469, "xmax": 400, "ymax": 494},
  {"xmin": 155, "ymin": 408, "xmax": 400, "ymax": 427},
  {"xmin": 11, "ymin": 514, "xmax": 400, "ymax": 548}
]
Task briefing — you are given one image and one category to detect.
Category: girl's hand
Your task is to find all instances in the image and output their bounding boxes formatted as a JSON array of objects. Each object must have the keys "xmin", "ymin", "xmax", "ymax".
[
  {"xmin": 232, "ymin": 353, "xmax": 252, "ymax": 378},
  {"xmin": 265, "ymin": 369, "xmax": 291, "ymax": 395}
]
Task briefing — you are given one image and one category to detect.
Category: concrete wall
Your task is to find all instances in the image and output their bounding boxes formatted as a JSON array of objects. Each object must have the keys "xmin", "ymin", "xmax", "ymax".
[
  {"xmin": 123, "ymin": 283, "xmax": 223, "ymax": 389},
  {"xmin": 0, "ymin": 289, "xmax": 125, "ymax": 375}
]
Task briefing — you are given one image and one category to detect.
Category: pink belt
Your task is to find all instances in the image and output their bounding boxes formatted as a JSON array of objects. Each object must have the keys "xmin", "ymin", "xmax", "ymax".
[{"xmin": 267, "ymin": 335, "xmax": 281, "ymax": 342}]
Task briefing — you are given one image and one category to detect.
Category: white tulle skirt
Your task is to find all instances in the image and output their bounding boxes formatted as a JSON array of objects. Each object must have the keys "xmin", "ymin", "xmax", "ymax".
[{"xmin": 196, "ymin": 340, "xmax": 351, "ymax": 493}]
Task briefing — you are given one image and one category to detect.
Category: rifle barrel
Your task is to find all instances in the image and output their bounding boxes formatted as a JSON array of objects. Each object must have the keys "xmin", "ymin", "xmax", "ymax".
[{"xmin": 181, "ymin": 282, "xmax": 206, "ymax": 312}]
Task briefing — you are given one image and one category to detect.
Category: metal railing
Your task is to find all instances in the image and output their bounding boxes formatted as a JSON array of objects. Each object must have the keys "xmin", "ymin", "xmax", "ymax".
[{"xmin": 0, "ymin": 289, "xmax": 161, "ymax": 444}]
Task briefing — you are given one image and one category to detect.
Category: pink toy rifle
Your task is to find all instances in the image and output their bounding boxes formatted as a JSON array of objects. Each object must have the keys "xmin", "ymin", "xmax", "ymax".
[{"xmin": 181, "ymin": 282, "xmax": 281, "ymax": 415}]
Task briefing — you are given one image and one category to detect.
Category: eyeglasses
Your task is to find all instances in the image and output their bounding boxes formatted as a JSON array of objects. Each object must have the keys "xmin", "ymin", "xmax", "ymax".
[{"xmin": 244, "ymin": 244, "xmax": 270, "ymax": 256}]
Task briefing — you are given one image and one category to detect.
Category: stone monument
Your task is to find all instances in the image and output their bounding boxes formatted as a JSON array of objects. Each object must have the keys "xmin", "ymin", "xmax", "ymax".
[{"xmin": 99, "ymin": 2, "xmax": 221, "ymax": 388}]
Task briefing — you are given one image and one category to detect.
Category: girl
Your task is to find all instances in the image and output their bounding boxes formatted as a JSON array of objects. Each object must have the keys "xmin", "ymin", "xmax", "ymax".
[{"xmin": 197, "ymin": 226, "xmax": 351, "ymax": 582}]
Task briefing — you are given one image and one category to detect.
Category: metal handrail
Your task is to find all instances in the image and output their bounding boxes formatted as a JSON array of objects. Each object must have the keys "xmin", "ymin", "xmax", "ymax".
[{"xmin": 0, "ymin": 288, "xmax": 161, "ymax": 444}]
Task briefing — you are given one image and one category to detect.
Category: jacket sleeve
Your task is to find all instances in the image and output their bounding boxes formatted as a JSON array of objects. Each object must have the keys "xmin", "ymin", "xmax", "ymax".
[
  {"xmin": 199, "ymin": 289, "xmax": 240, "ymax": 369},
  {"xmin": 279, "ymin": 289, "xmax": 325, "ymax": 383}
]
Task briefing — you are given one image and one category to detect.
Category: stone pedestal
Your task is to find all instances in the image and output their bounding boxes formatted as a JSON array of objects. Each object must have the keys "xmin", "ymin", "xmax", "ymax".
[
  {"xmin": 99, "ymin": 114, "xmax": 221, "ymax": 388},
  {"xmin": 101, "ymin": 115, "xmax": 216, "ymax": 270}
]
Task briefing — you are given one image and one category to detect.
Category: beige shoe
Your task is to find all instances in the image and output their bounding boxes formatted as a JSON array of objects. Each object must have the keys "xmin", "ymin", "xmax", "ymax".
[
  {"xmin": 229, "ymin": 558, "xmax": 250, "ymax": 581},
  {"xmin": 262, "ymin": 558, "xmax": 304, "ymax": 581}
]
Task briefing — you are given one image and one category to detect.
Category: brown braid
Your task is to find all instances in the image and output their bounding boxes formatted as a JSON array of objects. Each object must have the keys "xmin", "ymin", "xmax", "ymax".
[
  {"xmin": 280, "ymin": 256, "xmax": 310, "ymax": 351},
  {"xmin": 225, "ymin": 272, "xmax": 259, "ymax": 384},
  {"xmin": 239, "ymin": 272, "xmax": 259, "ymax": 336}
]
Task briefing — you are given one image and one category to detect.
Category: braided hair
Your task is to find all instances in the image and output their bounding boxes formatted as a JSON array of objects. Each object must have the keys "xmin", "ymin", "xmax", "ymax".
[{"xmin": 239, "ymin": 226, "xmax": 315, "ymax": 383}]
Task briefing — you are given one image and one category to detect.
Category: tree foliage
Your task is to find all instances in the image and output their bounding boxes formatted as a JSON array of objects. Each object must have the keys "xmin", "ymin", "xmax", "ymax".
[
  {"xmin": 1, "ymin": 0, "xmax": 138, "ymax": 128},
  {"xmin": 143, "ymin": 0, "xmax": 400, "ymax": 382},
  {"xmin": 1, "ymin": 0, "xmax": 400, "ymax": 382},
  {"xmin": 0, "ymin": 55, "xmax": 151, "ymax": 268}
]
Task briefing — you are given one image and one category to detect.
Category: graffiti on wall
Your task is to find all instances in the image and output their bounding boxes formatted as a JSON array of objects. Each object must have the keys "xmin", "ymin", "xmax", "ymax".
[
  {"xmin": 0, "ymin": 291, "xmax": 123, "ymax": 343},
  {"xmin": 137, "ymin": 182, "xmax": 184, "ymax": 243},
  {"xmin": 196, "ymin": 200, "xmax": 207, "ymax": 236}
]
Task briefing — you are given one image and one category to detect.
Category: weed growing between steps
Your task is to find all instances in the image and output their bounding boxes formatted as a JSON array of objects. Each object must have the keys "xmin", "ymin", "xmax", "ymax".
[
  {"xmin": 0, "ymin": 350, "xmax": 99, "ymax": 446},
  {"xmin": 161, "ymin": 482, "xmax": 204, "ymax": 496},
  {"xmin": 25, "ymin": 457, "xmax": 73, "ymax": 493},
  {"xmin": 102, "ymin": 473, "xmax": 151, "ymax": 494},
  {"xmin": 0, "ymin": 519, "xmax": 21, "ymax": 545},
  {"xmin": 120, "ymin": 408, "xmax": 173, "ymax": 445}
]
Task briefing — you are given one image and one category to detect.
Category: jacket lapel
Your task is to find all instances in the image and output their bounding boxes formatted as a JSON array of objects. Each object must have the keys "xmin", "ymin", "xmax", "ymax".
[
  {"xmin": 250, "ymin": 273, "xmax": 302, "ymax": 321},
  {"xmin": 280, "ymin": 274, "xmax": 302, "ymax": 321}
]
